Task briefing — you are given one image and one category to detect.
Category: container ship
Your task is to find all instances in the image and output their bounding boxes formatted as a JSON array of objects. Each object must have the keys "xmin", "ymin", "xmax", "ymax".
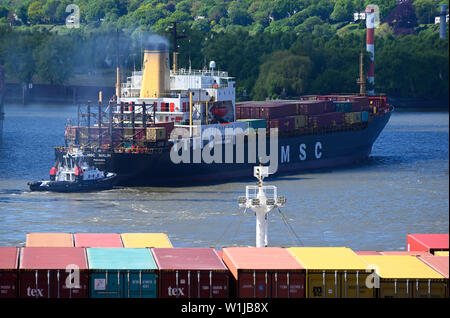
[{"xmin": 59, "ymin": 43, "xmax": 392, "ymax": 186}]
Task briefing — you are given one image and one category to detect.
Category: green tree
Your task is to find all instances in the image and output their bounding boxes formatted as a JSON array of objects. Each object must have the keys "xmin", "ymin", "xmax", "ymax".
[
  {"xmin": 34, "ymin": 35, "xmax": 74, "ymax": 84},
  {"xmin": 253, "ymin": 50, "xmax": 312, "ymax": 99},
  {"xmin": 330, "ymin": 0, "xmax": 354, "ymax": 22},
  {"xmin": 27, "ymin": 1, "xmax": 44, "ymax": 24}
]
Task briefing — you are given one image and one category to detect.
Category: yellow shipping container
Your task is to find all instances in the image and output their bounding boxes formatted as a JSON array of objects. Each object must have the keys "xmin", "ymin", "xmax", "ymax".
[
  {"xmin": 434, "ymin": 251, "xmax": 449, "ymax": 256},
  {"xmin": 287, "ymin": 247, "xmax": 375, "ymax": 298},
  {"xmin": 344, "ymin": 112, "xmax": 362, "ymax": 125},
  {"xmin": 146, "ymin": 127, "xmax": 166, "ymax": 141},
  {"xmin": 120, "ymin": 233, "xmax": 173, "ymax": 248},
  {"xmin": 360, "ymin": 255, "xmax": 447, "ymax": 298},
  {"xmin": 290, "ymin": 115, "xmax": 307, "ymax": 129}
]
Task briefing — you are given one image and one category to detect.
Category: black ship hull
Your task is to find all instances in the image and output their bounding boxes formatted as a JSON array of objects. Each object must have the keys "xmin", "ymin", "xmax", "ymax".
[{"xmin": 75, "ymin": 110, "xmax": 391, "ymax": 187}]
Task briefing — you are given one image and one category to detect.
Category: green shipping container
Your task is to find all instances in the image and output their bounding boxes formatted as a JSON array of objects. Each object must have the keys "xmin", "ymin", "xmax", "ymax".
[
  {"xmin": 237, "ymin": 119, "xmax": 266, "ymax": 130},
  {"xmin": 87, "ymin": 248, "xmax": 158, "ymax": 298}
]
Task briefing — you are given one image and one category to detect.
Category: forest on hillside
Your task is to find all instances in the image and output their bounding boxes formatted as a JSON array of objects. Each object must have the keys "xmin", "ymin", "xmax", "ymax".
[{"xmin": 0, "ymin": 0, "xmax": 448, "ymax": 100}]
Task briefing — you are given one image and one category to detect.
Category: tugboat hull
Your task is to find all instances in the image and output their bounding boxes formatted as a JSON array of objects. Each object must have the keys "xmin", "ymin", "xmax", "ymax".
[{"xmin": 28, "ymin": 175, "xmax": 117, "ymax": 193}]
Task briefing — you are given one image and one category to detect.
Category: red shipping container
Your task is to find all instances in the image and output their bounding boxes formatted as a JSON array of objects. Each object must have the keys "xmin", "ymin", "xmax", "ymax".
[
  {"xmin": 297, "ymin": 100, "xmax": 334, "ymax": 115},
  {"xmin": 152, "ymin": 121, "xmax": 174, "ymax": 136},
  {"xmin": 222, "ymin": 247, "xmax": 306, "ymax": 298},
  {"xmin": 74, "ymin": 233, "xmax": 123, "ymax": 248},
  {"xmin": 19, "ymin": 247, "xmax": 89, "ymax": 298},
  {"xmin": 268, "ymin": 117, "xmax": 295, "ymax": 132},
  {"xmin": 308, "ymin": 112, "xmax": 344, "ymax": 128},
  {"xmin": 0, "ymin": 247, "xmax": 19, "ymax": 298},
  {"xmin": 407, "ymin": 234, "xmax": 449, "ymax": 253},
  {"xmin": 152, "ymin": 248, "xmax": 229, "ymax": 298}
]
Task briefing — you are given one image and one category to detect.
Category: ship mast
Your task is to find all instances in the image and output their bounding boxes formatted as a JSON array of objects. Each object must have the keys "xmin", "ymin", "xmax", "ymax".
[
  {"xmin": 357, "ymin": 52, "xmax": 366, "ymax": 95},
  {"xmin": 238, "ymin": 164, "xmax": 286, "ymax": 247},
  {"xmin": 169, "ymin": 22, "xmax": 187, "ymax": 75},
  {"xmin": 115, "ymin": 29, "xmax": 121, "ymax": 101}
]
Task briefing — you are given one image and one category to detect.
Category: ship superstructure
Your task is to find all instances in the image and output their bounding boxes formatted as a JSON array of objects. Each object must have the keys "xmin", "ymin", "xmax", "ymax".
[{"xmin": 117, "ymin": 45, "xmax": 237, "ymax": 136}]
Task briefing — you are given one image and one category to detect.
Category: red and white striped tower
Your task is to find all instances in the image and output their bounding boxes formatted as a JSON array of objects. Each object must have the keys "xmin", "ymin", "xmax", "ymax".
[{"xmin": 366, "ymin": 5, "xmax": 376, "ymax": 94}]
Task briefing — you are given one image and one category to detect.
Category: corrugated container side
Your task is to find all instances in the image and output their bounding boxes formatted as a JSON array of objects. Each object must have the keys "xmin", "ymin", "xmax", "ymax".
[
  {"xmin": 417, "ymin": 256, "xmax": 449, "ymax": 298},
  {"xmin": 289, "ymin": 115, "xmax": 307, "ymax": 129},
  {"xmin": 287, "ymin": 247, "xmax": 375, "ymax": 298},
  {"xmin": 152, "ymin": 248, "xmax": 229, "ymax": 298},
  {"xmin": 267, "ymin": 117, "xmax": 295, "ymax": 132},
  {"xmin": 360, "ymin": 255, "xmax": 447, "ymax": 298},
  {"xmin": 158, "ymin": 270, "xmax": 229, "ymax": 298},
  {"xmin": 222, "ymin": 247, "xmax": 306, "ymax": 298},
  {"xmin": 19, "ymin": 247, "xmax": 89, "ymax": 298},
  {"xmin": 0, "ymin": 247, "xmax": 19, "ymax": 298},
  {"xmin": 87, "ymin": 248, "xmax": 158, "ymax": 298},
  {"xmin": 308, "ymin": 112, "xmax": 345, "ymax": 128}
]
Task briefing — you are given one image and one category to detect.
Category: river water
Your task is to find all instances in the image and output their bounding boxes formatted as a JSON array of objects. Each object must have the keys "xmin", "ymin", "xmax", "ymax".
[{"xmin": 0, "ymin": 104, "xmax": 448, "ymax": 251}]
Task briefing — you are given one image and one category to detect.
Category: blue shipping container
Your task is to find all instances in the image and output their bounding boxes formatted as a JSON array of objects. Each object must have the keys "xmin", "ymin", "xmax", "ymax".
[
  {"xmin": 361, "ymin": 111, "xmax": 369, "ymax": 122},
  {"xmin": 87, "ymin": 248, "xmax": 158, "ymax": 298}
]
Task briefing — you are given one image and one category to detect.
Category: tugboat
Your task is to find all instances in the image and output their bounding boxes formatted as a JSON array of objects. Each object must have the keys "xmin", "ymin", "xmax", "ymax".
[{"xmin": 28, "ymin": 148, "xmax": 117, "ymax": 192}]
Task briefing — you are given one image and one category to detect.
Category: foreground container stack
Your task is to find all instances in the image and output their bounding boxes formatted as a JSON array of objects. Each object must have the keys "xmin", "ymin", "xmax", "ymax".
[
  {"xmin": 222, "ymin": 247, "xmax": 306, "ymax": 298},
  {"xmin": 0, "ymin": 247, "xmax": 19, "ymax": 298},
  {"xmin": 359, "ymin": 255, "xmax": 447, "ymax": 298},
  {"xmin": 287, "ymin": 247, "xmax": 375, "ymax": 298},
  {"xmin": 152, "ymin": 248, "xmax": 229, "ymax": 298},
  {"xmin": 87, "ymin": 248, "xmax": 158, "ymax": 298},
  {"xmin": 19, "ymin": 247, "xmax": 89, "ymax": 298}
]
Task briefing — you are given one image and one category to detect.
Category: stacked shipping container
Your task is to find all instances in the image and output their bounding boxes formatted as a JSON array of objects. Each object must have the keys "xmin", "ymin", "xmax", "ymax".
[
  {"xmin": 407, "ymin": 234, "xmax": 449, "ymax": 254},
  {"xmin": 121, "ymin": 233, "xmax": 173, "ymax": 248},
  {"xmin": 236, "ymin": 95, "xmax": 376, "ymax": 133},
  {"xmin": 359, "ymin": 255, "xmax": 448, "ymax": 298},
  {"xmin": 1, "ymin": 232, "xmax": 449, "ymax": 299},
  {"xmin": 19, "ymin": 247, "xmax": 89, "ymax": 298},
  {"xmin": 152, "ymin": 248, "xmax": 229, "ymax": 298},
  {"xmin": 74, "ymin": 233, "xmax": 123, "ymax": 248},
  {"xmin": 0, "ymin": 247, "xmax": 19, "ymax": 298},
  {"xmin": 287, "ymin": 247, "xmax": 376, "ymax": 298},
  {"xmin": 87, "ymin": 248, "xmax": 158, "ymax": 298},
  {"xmin": 222, "ymin": 247, "xmax": 306, "ymax": 298},
  {"xmin": 26, "ymin": 233, "xmax": 73, "ymax": 247}
]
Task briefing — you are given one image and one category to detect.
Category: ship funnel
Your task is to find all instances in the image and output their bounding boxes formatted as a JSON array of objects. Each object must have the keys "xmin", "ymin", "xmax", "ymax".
[{"xmin": 140, "ymin": 44, "xmax": 170, "ymax": 98}]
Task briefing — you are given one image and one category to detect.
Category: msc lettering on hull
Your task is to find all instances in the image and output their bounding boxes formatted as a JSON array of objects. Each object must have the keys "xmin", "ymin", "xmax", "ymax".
[{"xmin": 280, "ymin": 141, "xmax": 324, "ymax": 164}]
